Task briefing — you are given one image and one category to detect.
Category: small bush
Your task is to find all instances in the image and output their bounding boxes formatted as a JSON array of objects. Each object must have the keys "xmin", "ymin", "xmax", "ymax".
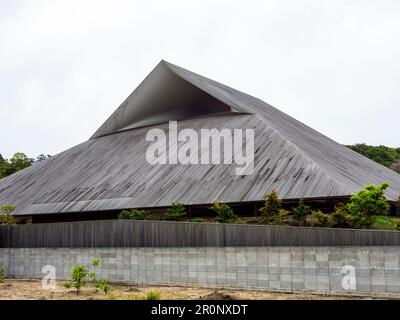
[
  {"xmin": 310, "ymin": 210, "xmax": 330, "ymax": 227},
  {"xmin": 332, "ymin": 205, "xmax": 352, "ymax": 228},
  {"xmin": 166, "ymin": 202, "xmax": 187, "ymax": 221},
  {"xmin": 64, "ymin": 258, "xmax": 111, "ymax": 295},
  {"xmin": 372, "ymin": 215, "xmax": 398, "ymax": 230},
  {"xmin": 212, "ymin": 202, "xmax": 237, "ymax": 223},
  {"xmin": 344, "ymin": 183, "xmax": 391, "ymax": 229},
  {"xmin": 292, "ymin": 199, "xmax": 311, "ymax": 226},
  {"xmin": 95, "ymin": 280, "xmax": 112, "ymax": 294},
  {"xmin": 147, "ymin": 291, "xmax": 161, "ymax": 300},
  {"xmin": 259, "ymin": 189, "xmax": 287, "ymax": 225},
  {"xmin": 0, "ymin": 265, "xmax": 5, "ymax": 283},
  {"xmin": 191, "ymin": 218, "xmax": 206, "ymax": 223},
  {"xmin": 259, "ymin": 189, "xmax": 282, "ymax": 216},
  {"xmin": 63, "ymin": 265, "xmax": 89, "ymax": 294},
  {"xmin": 348, "ymin": 183, "xmax": 390, "ymax": 217},
  {"xmin": 0, "ymin": 205, "xmax": 16, "ymax": 225},
  {"xmin": 118, "ymin": 209, "xmax": 153, "ymax": 220}
]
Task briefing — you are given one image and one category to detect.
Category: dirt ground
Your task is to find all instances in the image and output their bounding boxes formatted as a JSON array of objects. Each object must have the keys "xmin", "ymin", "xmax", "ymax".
[{"xmin": 0, "ymin": 279, "xmax": 366, "ymax": 300}]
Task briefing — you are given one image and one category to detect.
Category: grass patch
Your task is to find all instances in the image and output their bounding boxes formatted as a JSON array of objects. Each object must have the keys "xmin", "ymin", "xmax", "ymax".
[{"xmin": 371, "ymin": 215, "xmax": 399, "ymax": 230}]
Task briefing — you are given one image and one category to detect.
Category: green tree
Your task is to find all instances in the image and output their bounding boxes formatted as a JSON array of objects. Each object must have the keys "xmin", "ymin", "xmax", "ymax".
[
  {"xmin": 212, "ymin": 202, "xmax": 237, "ymax": 223},
  {"xmin": 259, "ymin": 189, "xmax": 284, "ymax": 224},
  {"xmin": 347, "ymin": 143, "xmax": 400, "ymax": 170},
  {"xmin": 0, "ymin": 205, "xmax": 16, "ymax": 225},
  {"xmin": 119, "ymin": 208, "xmax": 152, "ymax": 220},
  {"xmin": 346, "ymin": 183, "xmax": 390, "ymax": 228},
  {"xmin": 292, "ymin": 199, "xmax": 311, "ymax": 226},
  {"xmin": 64, "ymin": 258, "xmax": 111, "ymax": 295},
  {"xmin": 310, "ymin": 210, "xmax": 330, "ymax": 227},
  {"xmin": 9, "ymin": 152, "xmax": 34, "ymax": 171},
  {"xmin": 331, "ymin": 204, "xmax": 352, "ymax": 228},
  {"xmin": 166, "ymin": 202, "xmax": 187, "ymax": 221}
]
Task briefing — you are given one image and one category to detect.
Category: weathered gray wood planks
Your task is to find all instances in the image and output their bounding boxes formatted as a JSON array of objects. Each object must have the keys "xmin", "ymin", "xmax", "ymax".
[{"xmin": 1, "ymin": 220, "xmax": 400, "ymax": 247}]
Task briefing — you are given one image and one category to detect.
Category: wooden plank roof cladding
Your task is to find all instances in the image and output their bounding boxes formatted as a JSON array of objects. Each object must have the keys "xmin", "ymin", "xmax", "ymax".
[{"xmin": 1, "ymin": 60, "xmax": 399, "ymax": 216}]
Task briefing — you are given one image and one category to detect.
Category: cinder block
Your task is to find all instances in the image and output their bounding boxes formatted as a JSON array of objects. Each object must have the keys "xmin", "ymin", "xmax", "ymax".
[
  {"xmin": 356, "ymin": 283, "xmax": 371, "ymax": 293},
  {"xmin": 292, "ymin": 282, "xmax": 305, "ymax": 290},
  {"xmin": 371, "ymin": 284, "xmax": 386, "ymax": 293},
  {"xmin": 268, "ymin": 273, "xmax": 280, "ymax": 281},
  {"xmin": 291, "ymin": 268, "xmax": 304, "ymax": 275},
  {"xmin": 237, "ymin": 272, "xmax": 246, "ymax": 280},
  {"xmin": 280, "ymin": 274, "xmax": 291, "ymax": 282},
  {"xmin": 269, "ymin": 267, "xmax": 280, "ymax": 274},
  {"xmin": 386, "ymin": 285, "xmax": 400, "ymax": 293},
  {"xmin": 247, "ymin": 273, "xmax": 257, "ymax": 280},
  {"xmin": 280, "ymin": 267, "xmax": 292, "ymax": 275},
  {"xmin": 269, "ymin": 280, "xmax": 281, "ymax": 289},
  {"xmin": 384, "ymin": 269, "xmax": 400, "ymax": 278},
  {"xmin": 257, "ymin": 274, "xmax": 268, "ymax": 281},
  {"xmin": 291, "ymin": 260, "xmax": 303, "ymax": 269}
]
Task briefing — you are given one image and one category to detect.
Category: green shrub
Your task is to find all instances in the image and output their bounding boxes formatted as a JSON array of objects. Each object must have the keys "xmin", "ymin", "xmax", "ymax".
[
  {"xmin": 191, "ymin": 218, "xmax": 206, "ymax": 223},
  {"xmin": 310, "ymin": 210, "xmax": 330, "ymax": 227},
  {"xmin": 64, "ymin": 265, "xmax": 89, "ymax": 294},
  {"xmin": 348, "ymin": 183, "xmax": 390, "ymax": 216},
  {"xmin": 118, "ymin": 209, "xmax": 152, "ymax": 220},
  {"xmin": 371, "ymin": 215, "xmax": 398, "ymax": 230},
  {"xmin": 166, "ymin": 202, "xmax": 187, "ymax": 221},
  {"xmin": 259, "ymin": 189, "xmax": 286, "ymax": 224},
  {"xmin": 0, "ymin": 265, "xmax": 5, "ymax": 283},
  {"xmin": 345, "ymin": 183, "xmax": 390, "ymax": 228},
  {"xmin": 0, "ymin": 205, "xmax": 16, "ymax": 225},
  {"xmin": 212, "ymin": 202, "xmax": 237, "ymax": 223},
  {"xmin": 332, "ymin": 205, "xmax": 352, "ymax": 228},
  {"xmin": 147, "ymin": 291, "xmax": 161, "ymax": 300},
  {"xmin": 64, "ymin": 258, "xmax": 111, "ymax": 295},
  {"xmin": 95, "ymin": 280, "xmax": 111, "ymax": 294},
  {"xmin": 292, "ymin": 199, "xmax": 311, "ymax": 226}
]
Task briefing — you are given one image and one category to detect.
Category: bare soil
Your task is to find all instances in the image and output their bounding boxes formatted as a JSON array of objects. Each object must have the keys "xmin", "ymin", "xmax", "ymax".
[{"xmin": 0, "ymin": 279, "xmax": 362, "ymax": 300}]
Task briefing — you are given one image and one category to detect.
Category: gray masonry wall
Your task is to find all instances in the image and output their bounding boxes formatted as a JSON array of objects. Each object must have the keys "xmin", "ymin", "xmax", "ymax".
[{"xmin": 1, "ymin": 247, "xmax": 400, "ymax": 296}]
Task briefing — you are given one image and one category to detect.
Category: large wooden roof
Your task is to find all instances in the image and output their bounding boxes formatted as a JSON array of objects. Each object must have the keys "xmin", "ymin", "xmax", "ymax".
[{"xmin": 1, "ymin": 60, "xmax": 399, "ymax": 215}]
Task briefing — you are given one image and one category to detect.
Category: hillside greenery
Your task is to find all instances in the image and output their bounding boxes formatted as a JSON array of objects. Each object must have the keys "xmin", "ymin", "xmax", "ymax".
[
  {"xmin": 346, "ymin": 143, "xmax": 400, "ymax": 173},
  {"xmin": 0, "ymin": 153, "xmax": 50, "ymax": 179}
]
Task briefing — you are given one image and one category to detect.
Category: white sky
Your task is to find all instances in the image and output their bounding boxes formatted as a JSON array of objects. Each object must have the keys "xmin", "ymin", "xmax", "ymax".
[{"xmin": 0, "ymin": 0, "xmax": 399, "ymax": 159}]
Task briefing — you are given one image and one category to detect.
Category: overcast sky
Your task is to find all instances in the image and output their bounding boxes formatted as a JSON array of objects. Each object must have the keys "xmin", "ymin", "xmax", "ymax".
[{"xmin": 0, "ymin": 0, "xmax": 399, "ymax": 159}]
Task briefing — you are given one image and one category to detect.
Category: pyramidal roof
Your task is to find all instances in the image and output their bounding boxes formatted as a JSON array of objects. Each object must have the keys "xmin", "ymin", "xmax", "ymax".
[{"xmin": 1, "ymin": 60, "xmax": 399, "ymax": 216}]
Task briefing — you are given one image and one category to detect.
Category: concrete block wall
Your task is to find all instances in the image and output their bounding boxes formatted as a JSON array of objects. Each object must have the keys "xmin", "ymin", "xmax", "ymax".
[{"xmin": 1, "ymin": 247, "xmax": 399, "ymax": 296}]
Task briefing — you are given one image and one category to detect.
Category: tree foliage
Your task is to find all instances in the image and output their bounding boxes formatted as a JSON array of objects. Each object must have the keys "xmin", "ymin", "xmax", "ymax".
[
  {"xmin": 166, "ymin": 202, "xmax": 187, "ymax": 221},
  {"xmin": 310, "ymin": 210, "xmax": 330, "ymax": 227},
  {"xmin": 212, "ymin": 201, "xmax": 237, "ymax": 223},
  {"xmin": 0, "ymin": 205, "xmax": 16, "ymax": 225},
  {"xmin": 347, "ymin": 143, "xmax": 400, "ymax": 173},
  {"xmin": 348, "ymin": 183, "xmax": 390, "ymax": 216},
  {"xmin": 63, "ymin": 258, "xmax": 111, "ymax": 295},
  {"xmin": 119, "ymin": 208, "xmax": 153, "ymax": 220},
  {"xmin": 331, "ymin": 184, "xmax": 391, "ymax": 229},
  {"xmin": 0, "ymin": 152, "xmax": 51, "ymax": 179},
  {"xmin": 259, "ymin": 189, "xmax": 287, "ymax": 225},
  {"xmin": 292, "ymin": 199, "xmax": 311, "ymax": 226}
]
